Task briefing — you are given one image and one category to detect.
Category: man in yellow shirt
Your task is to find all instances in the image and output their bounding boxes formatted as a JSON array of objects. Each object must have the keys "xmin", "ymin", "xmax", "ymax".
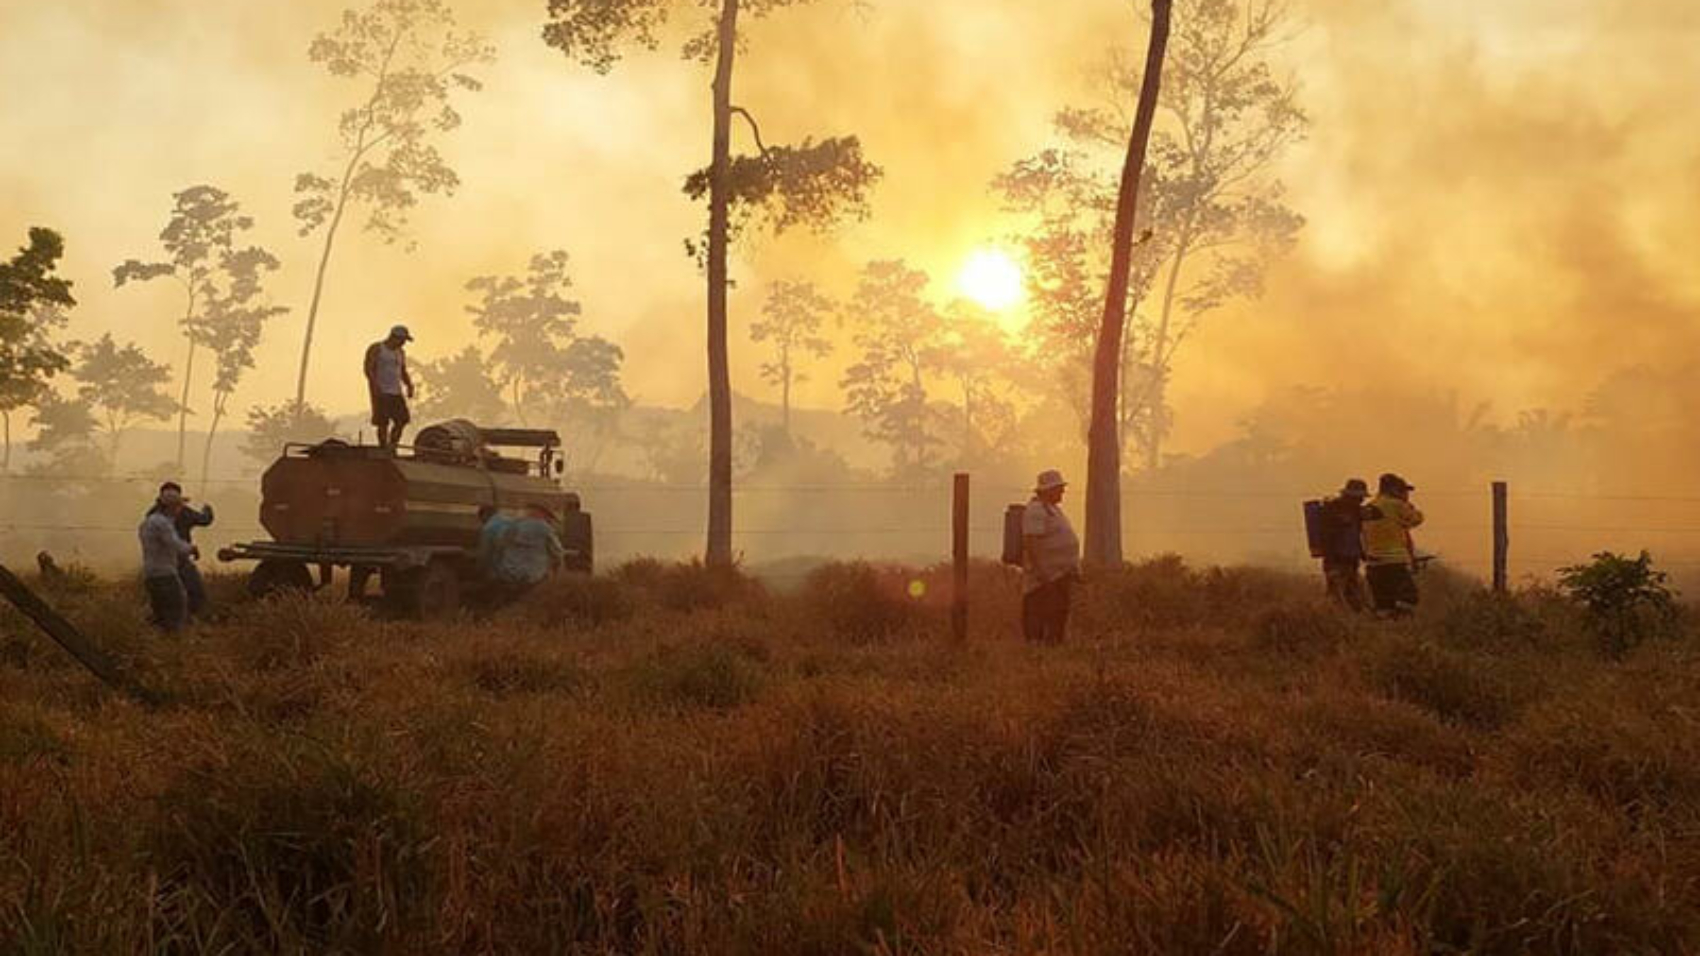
[{"xmin": 1361, "ymin": 472, "xmax": 1423, "ymax": 616}]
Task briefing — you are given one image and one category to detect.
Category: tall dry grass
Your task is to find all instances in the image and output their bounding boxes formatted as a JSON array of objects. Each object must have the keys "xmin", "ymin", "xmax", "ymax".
[{"xmin": 1, "ymin": 556, "xmax": 1697, "ymax": 953}]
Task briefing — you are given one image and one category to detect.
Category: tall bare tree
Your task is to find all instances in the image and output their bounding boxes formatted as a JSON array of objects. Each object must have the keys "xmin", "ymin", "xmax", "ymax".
[
  {"xmin": 0, "ymin": 228, "xmax": 75, "ymax": 472},
  {"xmin": 1084, "ymin": 0, "xmax": 1171, "ymax": 568},
  {"xmin": 198, "ymin": 247, "xmax": 288, "ymax": 485},
  {"xmin": 116, "ymin": 186, "xmax": 283, "ymax": 474},
  {"xmin": 543, "ymin": 0, "xmax": 880, "ymax": 565},
  {"xmin": 291, "ymin": 0, "xmax": 493, "ymax": 410},
  {"xmin": 751, "ymin": 280, "xmax": 833, "ymax": 436},
  {"xmin": 1065, "ymin": 0, "xmax": 1305, "ymax": 469}
]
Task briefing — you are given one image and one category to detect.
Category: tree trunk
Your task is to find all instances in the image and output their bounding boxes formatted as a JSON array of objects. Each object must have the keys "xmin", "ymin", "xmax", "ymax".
[
  {"xmin": 2, "ymin": 409, "xmax": 10, "ymax": 473},
  {"xmin": 1084, "ymin": 0, "xmax": 1171, "ymax": 569},
  {"xmin": 704, "ymin": 0, "xmax": 740, "ymax": 567},
  {"xmin": 201, "ymin": 392, "xmax": 226, "ymax": 493},
  {"xmin": 1142, "ymin": 227, "xmax": 1192, "ymax": 470},
  {"xmin": 175, "ymin": 336, "xmax": 196, "ymax": 470},
  {"xmin": 780, "ymin": 354, "xmax": 791, "ymax": 437},
  {"xmin": 294, "ymin": 163, "xmax": 358, "ymax": 412}
]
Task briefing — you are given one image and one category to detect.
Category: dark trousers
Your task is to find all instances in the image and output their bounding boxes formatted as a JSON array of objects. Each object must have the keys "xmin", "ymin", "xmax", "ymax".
[
  {"xmin": 145, "ymin": 573, "xmax": 188, "ymax": 633},
  {"xmin": 1322, "ymin": 558, "xmax": 1364, "ymax": 612},
  {"xmin": 179, "ymin": 560, "xmax": 207, "ymax": 617},
  {"xmin": 1022, "ymin": 577, "xmax": 1073, "ymax": 644},
  {"xmin": 1365, "ymin": 563, "xmax": 1419, "ymax": 615}
]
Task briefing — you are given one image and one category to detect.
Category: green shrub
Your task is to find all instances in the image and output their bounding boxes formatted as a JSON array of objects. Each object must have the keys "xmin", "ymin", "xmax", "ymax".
[{"xmin": 1557, "ymin": 551, "xmax": 1681, "ymax": 658}]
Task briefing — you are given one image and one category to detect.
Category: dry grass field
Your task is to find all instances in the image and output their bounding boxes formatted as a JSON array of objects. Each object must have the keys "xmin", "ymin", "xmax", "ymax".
[{"xmin": 3, "ymin": 557, "xmax": 1699, "ymax": 954}]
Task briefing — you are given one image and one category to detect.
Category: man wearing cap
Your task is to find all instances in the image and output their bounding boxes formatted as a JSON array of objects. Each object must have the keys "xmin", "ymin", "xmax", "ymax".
[
  {"xmin": 483, "ymin": 502, "xmax": 566, "ymax": 603},
  {"xmin": 1318, "ymin": 478, "xmax": 1369, "ymax": 611},
  {"xmin": 1022, "ymin": 469, "xmax": 1081, "ymax": 644},
  {"xmin": 138, "ymin": 485, "xmax": 198, "ymax": 633},
  {"xmin": 363, "ymin": 324, "xmax": 415, "ymax": 450},
  {"xmin": 144, "ymin": 480, "xmax": 215, "ymax": 618},
  {"xmin": 1362, "ymin": 473, "xmax": 1425, "ymax": 616}
]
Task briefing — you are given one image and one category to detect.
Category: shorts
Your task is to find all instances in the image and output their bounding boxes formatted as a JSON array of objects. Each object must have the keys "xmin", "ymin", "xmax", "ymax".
[{"xmin": 371, "ymin": 392, "xmax": 410, "ymax": 428}]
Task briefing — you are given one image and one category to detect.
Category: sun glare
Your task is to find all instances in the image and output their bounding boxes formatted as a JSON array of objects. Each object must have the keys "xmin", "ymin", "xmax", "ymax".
[{"xmin": 958, "ymin": 248, "xmax": 1024, "ymax": 313}]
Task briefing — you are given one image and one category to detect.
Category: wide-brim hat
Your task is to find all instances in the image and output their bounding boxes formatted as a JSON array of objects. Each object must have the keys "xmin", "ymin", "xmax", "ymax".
[{"xmin": 1035, "ymin": 469, "xmax": 1068, "ymax": 492}]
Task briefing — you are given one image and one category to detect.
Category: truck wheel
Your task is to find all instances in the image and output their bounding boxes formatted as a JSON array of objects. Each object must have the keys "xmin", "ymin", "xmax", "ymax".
[
  {"xmin": 249, "ymin": 560, "xmax": 313, "ymax": 599},
  {"xmin": 561, "ymin": 511, "xmax": 594, "ymax": 575},
  {"xmin": 384, "ymin": 560, "xmax": 461, "ymax": 621}
]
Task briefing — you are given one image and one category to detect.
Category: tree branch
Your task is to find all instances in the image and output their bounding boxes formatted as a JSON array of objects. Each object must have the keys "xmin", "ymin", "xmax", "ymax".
[{"xmin": 729, "ymin": 106, "xmax": 769, "ymax": 155}]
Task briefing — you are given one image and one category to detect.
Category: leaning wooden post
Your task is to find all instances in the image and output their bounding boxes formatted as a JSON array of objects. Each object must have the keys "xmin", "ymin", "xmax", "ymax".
[
  {"xmin": 0, "ymin": 562, "xmax": 161, "ymax": 706},
  {"xmin": 1491, "ymin": 480, "xmax": 1509, "ymax": 593},
  {"xmin": 952, "ymin": 473, "xmax": 969, "ymax": 641}
]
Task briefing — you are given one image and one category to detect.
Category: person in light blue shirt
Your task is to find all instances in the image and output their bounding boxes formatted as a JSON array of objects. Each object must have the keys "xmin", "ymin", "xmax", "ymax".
[
  {"xmin": 480, "ymin": 503, "xmax": 565, "ymax": 603},
  {"xmin": 476, "ymin": 505, "xmax": 514, "ymax": 578},
  {"xmin": 138, "ymin": 485, "xmax": 196, "ymax": 632}
]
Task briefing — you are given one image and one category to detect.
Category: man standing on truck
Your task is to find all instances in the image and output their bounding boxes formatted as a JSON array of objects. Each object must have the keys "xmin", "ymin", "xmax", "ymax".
[
  {"xmin": 145, "ymin": 480, "xmax": 214, "ymax": 619},
  {"xmin": 1022, "ymin": 469, "xmax": 1081, "ymax": 644},
  {"xmin": 363, "ymin": 324, "xmax": 415, "ymax": 450},
  {"xmin": 1362, "ymin": 473, "xmax": 1424, "ymax": 617},
  {"xmin": 481, "ymin": 503, "xmax": 565, "ymax": 603},
  {"xmin": 1318, "ymin": 478, "xmax": 1369, "ymax": 611},
  {"xmin": 139, "ymin": 485, "xmax": 198, "ymax": 633}
]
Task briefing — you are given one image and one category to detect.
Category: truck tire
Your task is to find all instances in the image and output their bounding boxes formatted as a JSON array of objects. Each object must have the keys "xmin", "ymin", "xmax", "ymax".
[
  {"xmin": 561, "ymin": 510, "xmax": 593, "ymax": 575},
  {"xmin": 248, "ymin": 560, "xmax": 314, "ymax": 599},
  {"xmin": 384, "ymin": 559, "xmax": 461, "ymax": 621}
]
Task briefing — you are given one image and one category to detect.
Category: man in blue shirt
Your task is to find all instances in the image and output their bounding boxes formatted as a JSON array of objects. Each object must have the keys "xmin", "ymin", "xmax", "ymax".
[{"xmin": 479, "ymin": 503, "xmax": 565, "ymax": 603}]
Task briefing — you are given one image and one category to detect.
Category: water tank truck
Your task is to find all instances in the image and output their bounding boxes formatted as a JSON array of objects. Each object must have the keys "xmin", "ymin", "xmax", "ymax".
[{"xmin": 217, "ymin": 420, "xmax": 592, "ymax": 618}]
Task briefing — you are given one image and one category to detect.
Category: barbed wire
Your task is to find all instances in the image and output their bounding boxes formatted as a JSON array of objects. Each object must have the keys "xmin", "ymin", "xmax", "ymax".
[{"xmin": 8, "ymin": 472, "xmax": 1700, "ymax": 502}]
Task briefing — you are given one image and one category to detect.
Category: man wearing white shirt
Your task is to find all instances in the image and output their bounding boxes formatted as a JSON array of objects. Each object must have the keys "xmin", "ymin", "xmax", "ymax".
[
  {"xmin": 363, "ymin": 324, "xmax": 415, "ymax": 449},
  {"xmin": 1022, "ymin": 469, "xmax": 1081, "ymax": 644},
  {"xmin": 138, "ymin": 485, "xmax": 197, "ymax": 633}
]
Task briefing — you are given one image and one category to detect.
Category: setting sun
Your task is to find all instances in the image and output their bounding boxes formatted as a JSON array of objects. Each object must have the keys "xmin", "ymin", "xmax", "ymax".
[{"xmin": 958, "ymin": 248, "xmax": 1025, "ymax": 312}]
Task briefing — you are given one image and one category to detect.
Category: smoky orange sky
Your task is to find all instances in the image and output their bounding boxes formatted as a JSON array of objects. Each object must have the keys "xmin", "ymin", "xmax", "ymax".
[{"xmin": 2, "ymin": 0, "xmax": 1697, "ymax": 457}]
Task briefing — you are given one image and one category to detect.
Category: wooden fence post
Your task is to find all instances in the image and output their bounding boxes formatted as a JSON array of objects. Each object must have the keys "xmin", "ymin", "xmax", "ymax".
[
  {"xmin": 952, "ymin": 473, "xmax": 969, "ymax": 641},
  {"xmin": 0, "ymin": 562, "xmax": 160, "ymax": 705},
  {"xmin": 1492, "ymin": 480, "xmax": 1509, "ymax": 593}
]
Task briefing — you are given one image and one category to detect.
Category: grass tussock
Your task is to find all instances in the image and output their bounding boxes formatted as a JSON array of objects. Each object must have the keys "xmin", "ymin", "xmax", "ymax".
[{"xmin": 0, "ymin": 556, "xmax": 1697, "ymax": 953}]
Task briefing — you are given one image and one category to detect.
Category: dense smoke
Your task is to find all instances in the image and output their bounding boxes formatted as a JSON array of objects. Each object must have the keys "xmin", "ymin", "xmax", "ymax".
[{"xmin": 2, "ymin": 0, "xmax": 1697, "ymax": 574}]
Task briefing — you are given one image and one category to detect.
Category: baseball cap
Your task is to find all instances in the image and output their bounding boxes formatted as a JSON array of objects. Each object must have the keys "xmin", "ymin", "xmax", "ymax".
[
  {"xmin": 389, "ymin": 324, "xmax": 414, "ymax": 342},
  {"xmin": 1378, "ymin": 473, "xmax": 1415, "ymax": 493}
]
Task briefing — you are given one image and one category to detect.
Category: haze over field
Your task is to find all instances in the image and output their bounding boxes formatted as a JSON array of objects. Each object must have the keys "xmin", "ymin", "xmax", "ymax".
[
  {"xmin": 3, "ymin": 0, "xmax": 1695, "ymax": 436},
  {"xmin": 3, "ymin": 0, "xmax": 1699, "ymax": 575}
]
